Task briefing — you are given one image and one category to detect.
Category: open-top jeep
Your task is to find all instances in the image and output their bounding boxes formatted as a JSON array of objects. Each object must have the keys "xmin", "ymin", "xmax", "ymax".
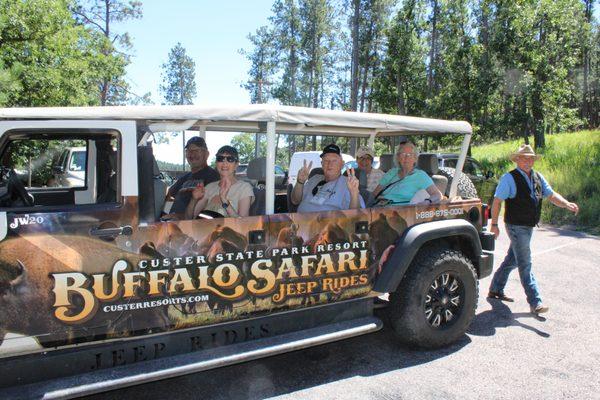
[{"xmin": 0, "ymin": 105, "xmax": 494, "ymax": 399}]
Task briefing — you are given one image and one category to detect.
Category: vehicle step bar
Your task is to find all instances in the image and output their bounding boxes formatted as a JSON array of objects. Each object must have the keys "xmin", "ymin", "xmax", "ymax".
[{"xmin": 3, "ymin": 316, "xmax": 382, "ymax": 400}]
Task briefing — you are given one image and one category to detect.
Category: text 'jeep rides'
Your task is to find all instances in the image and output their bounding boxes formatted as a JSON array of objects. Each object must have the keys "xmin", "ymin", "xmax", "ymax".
[{"xmin": 0, "ymin": 105, "xmax": 494, "ymax": 399}]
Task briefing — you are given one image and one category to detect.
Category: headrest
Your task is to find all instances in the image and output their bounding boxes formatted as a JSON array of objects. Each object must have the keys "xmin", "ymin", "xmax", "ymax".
[
  {"xmin": 247, "ymin": 157, "xmax": 266, "ymax": 181},
  {"xmin": 417, "ymin": 153, "xmax": 439, "ymax": 175},
  {"xmin": 379, "ymin": 154, "xmax": 394, "ymax": 172},
  {"xmin": 308, "ymin": 167, "xmax": 324, "ymax": 179}
]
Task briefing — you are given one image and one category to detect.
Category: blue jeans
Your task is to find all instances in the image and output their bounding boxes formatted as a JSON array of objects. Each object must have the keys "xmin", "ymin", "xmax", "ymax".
[{"xmin": 490, "ymin": 224, "xmax": 542, "ymax": 307}]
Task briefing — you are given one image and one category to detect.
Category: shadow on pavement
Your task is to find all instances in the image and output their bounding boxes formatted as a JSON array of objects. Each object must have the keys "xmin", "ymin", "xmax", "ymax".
[
  {"xmin": 541, "ymin": 226, "xmax": 598, "ymax": 240},
  {"xmin": 85, "ymin": 310, "xmax": 471, "ymax": 400},
  {"xmin": 468, "ymin": 298, "xmax": 550, "ymax": 338}
]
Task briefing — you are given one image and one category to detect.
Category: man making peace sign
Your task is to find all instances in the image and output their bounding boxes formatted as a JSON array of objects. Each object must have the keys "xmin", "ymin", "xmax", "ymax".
[{"xmin": 291, "ymin": 143, "xmax": 365, "ymax": 213}]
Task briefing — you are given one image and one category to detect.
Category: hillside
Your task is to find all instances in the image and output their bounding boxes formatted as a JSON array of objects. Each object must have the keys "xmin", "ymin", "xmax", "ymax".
[{"xmin": 471, "ymin": 130, "xmax": 600, "ymax": 234}]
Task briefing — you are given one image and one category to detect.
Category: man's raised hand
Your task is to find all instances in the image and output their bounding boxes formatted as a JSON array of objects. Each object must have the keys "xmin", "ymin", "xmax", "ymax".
[
  {"xmin": 297, "ymin": 159, "xmax": 312, "ymax": 184},
  {"xmin": 346, "ymin": 167, "xmax": 360, "ymax": 194}
]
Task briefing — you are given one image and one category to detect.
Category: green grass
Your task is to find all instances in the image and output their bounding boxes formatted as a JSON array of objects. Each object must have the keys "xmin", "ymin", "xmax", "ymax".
[{"xmin": 471, "ymin": 130, "xmax": 600, "ymax": 234}]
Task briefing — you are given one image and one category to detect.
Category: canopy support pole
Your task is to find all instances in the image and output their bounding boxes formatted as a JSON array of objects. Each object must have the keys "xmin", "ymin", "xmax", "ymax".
[
  {"xmin": 367, "ymin": 132, "xmax": 376, "ymax": 149},
  {"xmin": 266, "ymin": 121, "xmax": 276, "ymax": 215},
  {"xmin": 448, "ymin": 133, "xmax": 471, "ymax": 199}
]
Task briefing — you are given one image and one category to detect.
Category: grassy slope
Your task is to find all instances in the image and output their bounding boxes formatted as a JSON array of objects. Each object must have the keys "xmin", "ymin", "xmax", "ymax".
[{"xmin": 471, "ymin": 130, "xmax": 600, "ymax": 234}]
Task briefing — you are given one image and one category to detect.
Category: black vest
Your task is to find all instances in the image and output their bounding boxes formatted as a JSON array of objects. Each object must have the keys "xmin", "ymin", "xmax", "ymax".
[{"xmin": 504, "ymin": 169, "xmax": 543, "ymax": 227}]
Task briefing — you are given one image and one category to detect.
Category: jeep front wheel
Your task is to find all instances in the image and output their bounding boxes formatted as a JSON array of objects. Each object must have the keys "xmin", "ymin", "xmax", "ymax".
[{"xmin": 387, "ymin": 248, "xmax": 478, "ymax": 349}]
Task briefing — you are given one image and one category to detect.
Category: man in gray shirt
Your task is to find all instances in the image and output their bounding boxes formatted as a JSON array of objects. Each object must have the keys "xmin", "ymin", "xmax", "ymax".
[
  {"xmin": 167, "ymin": 137, "xmax": 219, "ymax": 215},
  {"xmin": 291, "ymin": 143, "xmax": 364, "ymax": 213}
]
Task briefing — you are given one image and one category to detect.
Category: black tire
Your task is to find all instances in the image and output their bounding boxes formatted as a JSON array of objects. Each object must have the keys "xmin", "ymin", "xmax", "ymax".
[
  {"xmin": 438, "ymin": 167, "xmax": 478, "ymax": 199},
  {"xmin": 387, "ymin": 248, "xmax": 478, "ymax": 349}
]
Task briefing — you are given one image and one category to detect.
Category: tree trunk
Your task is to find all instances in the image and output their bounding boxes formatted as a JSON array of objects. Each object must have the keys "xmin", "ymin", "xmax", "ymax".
[
  {"xmin": 396, "ymin": 63, "xmax": 406, "ymax": 114},
  {"xmin": 427, "ymin": 0, "xmax": 439, "ymax": 93},
  {"xmin": 350, "ymin": 0, "xmax": 360, "ymax": 112},
  {"xmin": 290, "ymin": 3, "xmax": 298, "ymax": 105},
  {"xmin": 582, "ymin": 0, "xmax": 593, "ymax": 125}
]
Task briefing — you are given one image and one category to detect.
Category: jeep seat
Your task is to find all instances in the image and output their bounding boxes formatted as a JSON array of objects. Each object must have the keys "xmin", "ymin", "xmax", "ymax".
[
  {"xmin": 153, "ymin": 158, "xmax": 168, "ymax": 219},
  {"xmin": 417, "ymin": 153, "xmax": 448, "ymax": 194},
  {"xmin": 246, "ymin": 157, "xmax": 266, "ymax": 215},
  {"xmin": 379, "ymin": 154, "xmax": 394, "ymax": 172}
]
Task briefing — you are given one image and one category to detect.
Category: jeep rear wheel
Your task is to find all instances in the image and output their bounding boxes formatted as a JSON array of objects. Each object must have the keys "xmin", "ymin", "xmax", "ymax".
[{"xmin": 388, "ymin": 248, "xmax": 478, "ymax": 349}]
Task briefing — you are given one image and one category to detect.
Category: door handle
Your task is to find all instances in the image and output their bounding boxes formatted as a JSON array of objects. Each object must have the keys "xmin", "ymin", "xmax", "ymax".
[{"xmin": 89, "ymin": 225, "xmax": 133, "ymax": 237}]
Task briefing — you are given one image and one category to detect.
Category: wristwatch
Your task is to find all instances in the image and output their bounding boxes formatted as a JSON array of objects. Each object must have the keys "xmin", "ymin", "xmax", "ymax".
[{"xmin": 222, "ymin": 201, "xmax": 229, "ymax": 210}]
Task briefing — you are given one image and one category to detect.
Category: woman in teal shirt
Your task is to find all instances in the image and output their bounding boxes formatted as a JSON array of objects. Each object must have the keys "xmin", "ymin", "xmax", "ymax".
[{"xmin": 372, "ymin": 142, "xmax": 443, "ymax": 205}]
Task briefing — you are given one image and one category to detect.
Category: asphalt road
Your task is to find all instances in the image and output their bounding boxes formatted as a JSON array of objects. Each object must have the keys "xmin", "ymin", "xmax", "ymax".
[{"xmin": 86, "ymin": 224, "xmax": 600, "ymax": 400}]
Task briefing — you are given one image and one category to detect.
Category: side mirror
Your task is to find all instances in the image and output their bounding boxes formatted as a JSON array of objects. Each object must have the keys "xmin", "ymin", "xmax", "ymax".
[
  {"xmin": 53, "ymin": 165, "xmax": 64, "ymax": 174},
  {"xmin": 485, "ymin": 170, "xmax": 494, "ymax": 179}
]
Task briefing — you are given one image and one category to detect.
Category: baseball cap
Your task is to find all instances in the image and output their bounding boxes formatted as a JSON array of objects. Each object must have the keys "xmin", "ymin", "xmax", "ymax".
[
  {"xmin": 185, "ymin": 136, "xmax": 207, "ymax": 149},
  {"xmin": 356, "ymin": 146, "xmax": 375, "ymax": 159},
  {"xmin": 320, "ymin": 143, "xmax": 341, "ymax": 157}
]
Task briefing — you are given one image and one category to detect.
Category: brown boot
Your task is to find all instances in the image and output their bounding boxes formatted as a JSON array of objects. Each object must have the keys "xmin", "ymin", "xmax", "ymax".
[
  {"xmin": 487, "ymin": 291, "xmax": 514, "ymax": 302},
  {"xmin": 530, "ymin": 304, "xmax": 549, "ymax": 314}
]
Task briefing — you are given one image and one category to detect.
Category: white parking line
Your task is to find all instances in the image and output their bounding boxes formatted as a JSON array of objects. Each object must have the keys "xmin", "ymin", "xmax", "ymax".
[{"xmin": 532, "ymin": 240, "xmax": 579, "ymax": 256}]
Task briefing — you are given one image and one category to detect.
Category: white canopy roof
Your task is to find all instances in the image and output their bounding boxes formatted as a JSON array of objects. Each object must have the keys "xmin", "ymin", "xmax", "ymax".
[{"xmin": 0, "ymin": 104, "xmax": 471, "ymax": 137}]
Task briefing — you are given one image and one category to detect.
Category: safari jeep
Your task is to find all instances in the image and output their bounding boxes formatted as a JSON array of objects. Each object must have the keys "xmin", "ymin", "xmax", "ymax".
[{"xmin": 0, "ymin": 105, "xmax": 494, "ymax": 399}]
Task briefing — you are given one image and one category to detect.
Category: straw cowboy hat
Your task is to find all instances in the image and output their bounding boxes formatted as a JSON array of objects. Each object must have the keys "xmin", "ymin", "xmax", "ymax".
[{"xmin": 509, "ymin": 144, "xmax": 541, "ymax": 162}]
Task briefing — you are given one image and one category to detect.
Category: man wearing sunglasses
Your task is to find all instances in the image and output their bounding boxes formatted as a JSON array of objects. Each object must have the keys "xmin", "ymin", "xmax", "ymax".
[
  {"xmin": 291, "ymin": 143, "xmax": 364, "ymax": 213},
  {"xmin": 166, "ymin": 136, "xmax": 219, "ymax": 216}
]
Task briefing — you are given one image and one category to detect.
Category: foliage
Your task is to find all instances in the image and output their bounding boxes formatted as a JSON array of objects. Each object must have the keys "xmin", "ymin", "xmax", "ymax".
[
  {"xmin": 240, "ymin": 26, "xmax": 277, "ymax": 104},
  {"xmin": 231, "ymin": 133, "xmax": 289, "ymax": 167},
  {"xmin": 5, "ymin": 139, "xmax": 85, "ymax": 186},
  {"xmin": 472, "ymin": 130, "xmax": 600, "ymax": 234},
  {"xmin": 160, "ymin": 43, "xmax": 197, "ymax": 105},
  {"xmin": 242, "ymin": 0, "xmax": 600, "ymax": 150},
  {"xmin": 72, "ymin": 0, "xmax": 145, "ymax": 105},
  {"xmin": 0, "ymin": 0, "xmax": 117, "ymax": 107}
]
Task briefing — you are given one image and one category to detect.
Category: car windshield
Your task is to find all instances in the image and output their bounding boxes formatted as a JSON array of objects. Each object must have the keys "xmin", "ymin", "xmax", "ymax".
[{"xmin": 69, "ymin": 151, "xmax": 86, "ymax": 171}]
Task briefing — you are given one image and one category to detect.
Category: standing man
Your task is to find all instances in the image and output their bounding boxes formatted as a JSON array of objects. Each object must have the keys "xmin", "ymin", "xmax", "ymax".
[
  {"xmin": 167, "ymin": 136, "xmax": 219, "ymax": 216},
  {"xmin": 291, "ymin": 143, "xmax": 364, "ymax": 212},
  {"xmin": 488, "ymin": 144, "xmax": 579, "ymax": 314},
  {"xmin": 356, "ymin": 146, "xmax": 384, "ymax": 192}
]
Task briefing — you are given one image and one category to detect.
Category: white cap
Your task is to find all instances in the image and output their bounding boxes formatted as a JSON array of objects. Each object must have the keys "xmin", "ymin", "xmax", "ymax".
[{"xmin": 356, "ymin": 146, "xmax": 375, "ymax": 159}]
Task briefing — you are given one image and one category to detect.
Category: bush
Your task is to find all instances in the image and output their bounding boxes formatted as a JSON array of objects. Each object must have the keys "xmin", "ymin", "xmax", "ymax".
[{"xmin": 472, "ymin": 131, "xmax": 600, "ymax": 234}]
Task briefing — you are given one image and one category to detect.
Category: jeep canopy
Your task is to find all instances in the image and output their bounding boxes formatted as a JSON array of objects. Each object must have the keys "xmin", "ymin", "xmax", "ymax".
[{"xmin": 0, "ymin": 104, "xmax": 472, "ymax": 137}]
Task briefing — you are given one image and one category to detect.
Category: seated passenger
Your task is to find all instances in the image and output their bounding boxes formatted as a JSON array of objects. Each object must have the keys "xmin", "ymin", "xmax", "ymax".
[
  {"xmin": 372, "ymin": 141, "xmax": 442, "ymax": 205},
  {"xmin": 356, "ymin": 145, "xmax": 384, "ymax": 192},
  {"xmin": 167, "ymin": 137, "xmax": 220, "ymax": 216},
  {"xmin": 291, "ymin": 143, "xmax": 364, "ymax": 213},
  {"xmin": 185, "ymin": 146, "xmax": 254, "ymax": 218}
]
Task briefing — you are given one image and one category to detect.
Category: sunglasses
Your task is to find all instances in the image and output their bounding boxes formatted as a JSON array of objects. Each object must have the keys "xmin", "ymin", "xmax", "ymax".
[{"xmin": 216, "ymin": 155, "xmax": 237, "ymax": 163}]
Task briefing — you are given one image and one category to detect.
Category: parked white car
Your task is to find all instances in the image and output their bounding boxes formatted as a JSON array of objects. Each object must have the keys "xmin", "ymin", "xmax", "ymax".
[{"xmin": 52, "ymin": 146, "xmax": 86, "ymax": 187}]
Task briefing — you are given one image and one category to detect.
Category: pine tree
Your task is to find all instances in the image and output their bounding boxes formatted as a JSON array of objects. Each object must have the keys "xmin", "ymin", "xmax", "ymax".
[
  {"xmin": 241, "ymin": 26, "xmax": 277, "ymax": 104},
  {"xmin": 72, "ymin": 0, "xmax": 144, "ymax": 105},
  {"xmin": 270, "ymin": 0, "xmax": 303, "ymax": 105},
  {"xmin": 160, "ymin": 43, "xmax": 197, "ymax": 106}
]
